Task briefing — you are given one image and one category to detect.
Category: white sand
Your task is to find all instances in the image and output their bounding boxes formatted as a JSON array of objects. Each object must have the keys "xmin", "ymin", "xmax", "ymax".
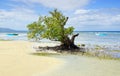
[{"xmin": 0, "ymin": 41, "xmax": 64, "ymax": 76}]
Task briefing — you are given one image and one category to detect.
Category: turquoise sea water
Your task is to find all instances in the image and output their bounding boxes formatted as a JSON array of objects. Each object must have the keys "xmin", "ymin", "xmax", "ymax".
[{"xmin": 0, "ymin": 32, "xmax": 27, "ymax": 40}]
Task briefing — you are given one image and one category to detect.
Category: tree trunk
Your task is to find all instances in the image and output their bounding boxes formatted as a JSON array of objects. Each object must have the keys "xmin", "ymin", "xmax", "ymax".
[
  {"xmin": 69, "ymin": 33, "xmax": 79, "ymax": 49},
  {"xmin": 60, "ymin": 33, "xmax": 79, "ymax": 50}
]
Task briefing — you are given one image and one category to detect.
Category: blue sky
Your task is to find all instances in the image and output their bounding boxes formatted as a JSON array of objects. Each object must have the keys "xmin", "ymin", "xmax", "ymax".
[{"xmin": 0, "ymin": 0, "xmax": 120, "ymax": 31}]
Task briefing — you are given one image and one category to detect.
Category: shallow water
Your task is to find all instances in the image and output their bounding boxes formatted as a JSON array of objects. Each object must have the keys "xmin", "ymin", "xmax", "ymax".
[{"xmin": 41, "ymin": 55, "xmax": 120, "ymax": 76}]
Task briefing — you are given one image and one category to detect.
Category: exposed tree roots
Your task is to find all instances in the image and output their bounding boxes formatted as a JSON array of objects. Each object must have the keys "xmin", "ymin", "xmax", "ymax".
[{"xmin": 38, "ymin": 45, "xmax": 86, "ymax": 55}]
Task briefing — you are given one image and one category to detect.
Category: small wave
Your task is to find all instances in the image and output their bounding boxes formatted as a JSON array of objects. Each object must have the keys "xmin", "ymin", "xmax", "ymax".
[{"xmin": 95, "ymin": 33, "xmax": 107, "ymax": 36}]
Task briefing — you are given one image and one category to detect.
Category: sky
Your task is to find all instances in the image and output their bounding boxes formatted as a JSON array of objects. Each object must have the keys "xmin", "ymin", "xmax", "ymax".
[{"xmin": 0, "ymin": 0, "xmax": 120, "ymax": 31}]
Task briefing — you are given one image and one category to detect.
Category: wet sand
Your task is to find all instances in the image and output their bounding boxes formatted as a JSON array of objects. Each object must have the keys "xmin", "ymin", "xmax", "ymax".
[
  {"xmin": 43, "ymin": 55, "xmax": 120, "ymax": 76},
  {"xmin": 0, "ymin": 41, "xmax": 64, "ymax": 76}
]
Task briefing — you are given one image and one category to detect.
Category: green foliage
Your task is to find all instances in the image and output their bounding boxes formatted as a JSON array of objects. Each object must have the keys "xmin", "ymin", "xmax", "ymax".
[
  {"xmin": 27, "ymin": 9, "xmax": 74, "ymax": 42},
  {"xmin": 42, "ymin": 9, "xmax": 74, "ymax": 42},
  {"xmin": 27, "ymin": 17, "xmax": 44, "ymax": 41}
]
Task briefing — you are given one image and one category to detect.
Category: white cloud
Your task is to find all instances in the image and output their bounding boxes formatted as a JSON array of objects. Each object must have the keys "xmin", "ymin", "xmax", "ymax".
[
  {"xmin": 12, "ymin": 0, "xmax": 91, "ymax": 10},
  {"xmin": 68, "ymin": 9, "xmax": 120, "ymax": 31},
  {"xmin": 74, "ymin": 9, "xmax": 90, "ymax": 14},
  {"xmin": 0, "ymin": 8, "xmax": 38, "ymax": 30}
]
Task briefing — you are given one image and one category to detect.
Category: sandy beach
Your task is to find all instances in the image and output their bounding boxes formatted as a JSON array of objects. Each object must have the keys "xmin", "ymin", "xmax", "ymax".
[
  {"xmin": 0, "ymin": 41, "xmax": 64, "ymax": 76},
  {"xmin": 0, "ymin": 41, "xmax": 120, "ymax": 76}
]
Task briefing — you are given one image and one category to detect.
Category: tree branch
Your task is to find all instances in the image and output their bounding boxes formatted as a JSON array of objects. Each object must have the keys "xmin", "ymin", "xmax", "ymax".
[{"xmin": 71, "ymin": 33, "xmax": 79, "ymax": 43}]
